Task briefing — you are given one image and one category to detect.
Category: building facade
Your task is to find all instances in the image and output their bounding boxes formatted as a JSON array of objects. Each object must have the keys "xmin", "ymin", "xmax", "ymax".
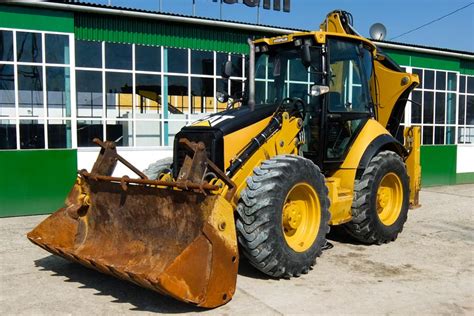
[{"xmin": 0, "ymin": 2, "xmax": 473, "ymax": 216}]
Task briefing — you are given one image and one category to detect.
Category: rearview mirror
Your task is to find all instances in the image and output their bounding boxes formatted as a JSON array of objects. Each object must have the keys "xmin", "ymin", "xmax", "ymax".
[
  {"xmin": 301, "ymin": 43, "xmax": 312, "ymax": 68},
  {"xmin": 310, "ymin": 84, "xmax": 330, "ymax": 97},
  {"xmin": 221, "ymin": 60, "xmax": 232, "ymax": 79},
  {"xmin": 216, "ymin": 91, "xmax": 229, "ymax": 103}
]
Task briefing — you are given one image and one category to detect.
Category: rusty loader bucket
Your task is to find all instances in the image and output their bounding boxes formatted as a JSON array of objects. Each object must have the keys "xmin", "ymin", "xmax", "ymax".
[{"xmin": 27, "ymin": 139, "xmax": 239, "ymax": 308}]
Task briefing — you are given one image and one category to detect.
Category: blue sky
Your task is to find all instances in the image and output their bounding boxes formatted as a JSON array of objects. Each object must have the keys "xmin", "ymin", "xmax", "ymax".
[{"xmin": 92, "ymin": 0, "xmax": 473, "ymax": 52}]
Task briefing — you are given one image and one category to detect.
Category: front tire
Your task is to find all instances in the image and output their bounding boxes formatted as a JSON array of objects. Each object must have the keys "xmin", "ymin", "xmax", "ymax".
[
  {"xmin": 344, "ymin": 150, "xmax": 409, "ymax": 244},
  {"xmin": 236, "ymin": 155, "xmax": 330, "ymax": 278},
  {"xmin": 143, "ymin": 157, "xmax": 173, "ymax": 180}
]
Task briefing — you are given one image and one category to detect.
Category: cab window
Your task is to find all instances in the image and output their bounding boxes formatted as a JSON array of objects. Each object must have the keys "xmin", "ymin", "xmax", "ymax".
[{"xmin": 328, "ymin": 39, "xmax": 373, "ymax": 113}]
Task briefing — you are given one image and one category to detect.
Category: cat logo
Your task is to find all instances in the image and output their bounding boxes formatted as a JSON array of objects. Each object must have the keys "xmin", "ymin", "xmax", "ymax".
[{"xmin": 192, "ymin": 115, "xmax": 235, "ymax": 127}]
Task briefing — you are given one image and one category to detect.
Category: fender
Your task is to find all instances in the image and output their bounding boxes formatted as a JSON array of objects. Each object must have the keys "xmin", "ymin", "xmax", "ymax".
[{"xmin": 357, "ymin": 134, "xmax": 407, "ymax": 170}]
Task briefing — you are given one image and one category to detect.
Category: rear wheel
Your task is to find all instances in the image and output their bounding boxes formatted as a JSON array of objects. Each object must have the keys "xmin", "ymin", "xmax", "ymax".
[
  {"xmin": 236, "ymin": 155, "xmax": 330, "ymax": 278},
  {"xmin": 344, "ymin": 150, "xmax": 409, "ymax": 244}
]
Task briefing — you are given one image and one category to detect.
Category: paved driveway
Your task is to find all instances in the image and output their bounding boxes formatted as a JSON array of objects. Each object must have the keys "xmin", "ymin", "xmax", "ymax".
[{"xmin": 1, "ymin": 185, "xmax": 473, "ymax": 315}]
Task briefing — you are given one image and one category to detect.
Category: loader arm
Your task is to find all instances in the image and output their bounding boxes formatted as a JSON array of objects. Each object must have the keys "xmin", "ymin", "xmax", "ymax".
[{"xmin": 221, "ymin": 107, "xmax": 304, "ymax": 206}]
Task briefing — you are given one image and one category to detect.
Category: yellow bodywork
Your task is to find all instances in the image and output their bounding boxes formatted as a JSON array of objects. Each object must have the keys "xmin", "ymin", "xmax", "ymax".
[
  {"xmin": 404, "ymin": 126, "xmax": 422, "ymax": 208},
  {"xmin": 26, "ymin": 10, "xmax": 422, "ymax": 309},
  {"xmin": 246, "ymin": 12, "xmax": 421, "ymax": 225},
  {"xmin": 219, "ymin": 112, "xmax": 302, "ymax": 206}
]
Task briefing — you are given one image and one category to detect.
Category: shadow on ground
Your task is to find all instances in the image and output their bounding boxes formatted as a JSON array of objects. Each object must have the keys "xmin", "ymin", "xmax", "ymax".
[
  {"xmin": 326, "ymin": 225, "xmax": 367, "ymax": 245},
  {"xmin": 34, "ymin": 256, "xmax": 205, "ymax": 313},
  {"xmin": 34, "ymin": 255, "xmax": 272, "ymax": 312},
  {"xmin": 33, "ymin": 228, "xmax": 364, "ymax": 313}
]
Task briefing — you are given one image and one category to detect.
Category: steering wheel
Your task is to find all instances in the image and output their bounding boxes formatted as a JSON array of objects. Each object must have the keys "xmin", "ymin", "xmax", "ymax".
[{"xmin": 278, "ymin": 97, "xmax": 307, "ymax": 119}]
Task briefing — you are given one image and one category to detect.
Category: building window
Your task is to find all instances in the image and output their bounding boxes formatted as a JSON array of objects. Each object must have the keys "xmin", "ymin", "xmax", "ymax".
[
  {"xmin": 405, "ymin": 67, "xmax": 466, "ymax": 145},
  {"xmin": 75, "ymin": 40, "xmax": 102, "ymax": 68},
  {"xmin": 0, "ymin": 28, "xmax": 73, "ymax": 150},
  {"xmin": 76, "ymin": 70, "xmax": 103, "ymax": 118},
  {"xmin": 73, "ymin": 40, "xmax": 245, "ymax": 148},
  {"xmin": 46, "ymin": 67, "xmax": 71, "ymax": 117},
  {"xmin": 18, "ymin": 65, "xmax": 44, "ymax": 118},
  {"xmin": 458, "ymin": 75, "xmax": 474, "ymax": 144},
  {"xmin": 0, "ymin": 119, "xmax": 16, "ymax": 149},
  {"xmin": 105, "ymin": 72, "xmax": 133, "ymax": 118},
  {"xmin": 78, "ymin": 120, "xmax": 103, "ymax": 147},
  {"xmin": 0, "ymin": 30, "xmax": 14, "ymax": 61},
  {"xmin": 191, "ymin": 50, "xmax": 213, "ymax": 75},
  {"xmin": 0, "ymin": 64, "xmax": 14, "ymax": 118},
  {"xmin": 48, "ymin": 119, "xmax": 72, "ymax": 148},
  {"xmin": 20, "ymin": 119, "xmax": 45, "ymax": 149},
  {"xmin": 16, "ymin": 32, "xmax": 42, "ymax": 63},
  {"xmin": 135, "ymin": 45, "xmax": 161, "ymax": 72},
  {"xmin": 135, "ymin": 73, "xmax": 161, "ymax": 118},
  {"xmin": 191, "ymin": 77, "xmax": 214, "ymax": 113},
  {"xmin": 105, "ymin": 43, "xmax": 132, "ymax": 70},
  {"xmin": 45, "ymin": 34, "xmax": 70, "ymax": 64},
  {"xmin": 167, "ymin": 48, "xmax": 188, "ymax": 74}
]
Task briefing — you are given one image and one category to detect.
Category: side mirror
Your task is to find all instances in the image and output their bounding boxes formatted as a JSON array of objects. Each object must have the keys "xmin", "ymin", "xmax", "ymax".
[
  {"xmin": 216, "ymin": 91, "xmax": 229, "ymax": 103},
  {"xmin": 221, "ymin": 60, "xmax": 232, "ymax": 79},
  {"xmin": 310, "ymin": 85, "xmax": 330, "ymax": 97},
  {"xmin": 301, "ymin": 43, "xmax": 312, "ymax": 68}
]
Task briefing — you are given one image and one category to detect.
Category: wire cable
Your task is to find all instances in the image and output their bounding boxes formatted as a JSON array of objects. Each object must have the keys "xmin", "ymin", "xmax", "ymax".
[{"xmin": 390, "ymin": 2, "xmax": 474, "ymax": 40}]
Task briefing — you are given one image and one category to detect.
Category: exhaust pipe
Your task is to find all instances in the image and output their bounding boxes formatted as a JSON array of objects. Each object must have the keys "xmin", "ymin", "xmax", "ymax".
[{"xmin": 247, "ymin": 38, "xmax": 256, "ymax": 111}]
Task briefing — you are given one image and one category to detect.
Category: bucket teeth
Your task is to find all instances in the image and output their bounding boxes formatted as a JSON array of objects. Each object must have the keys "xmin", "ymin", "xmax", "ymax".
[{"xmin": 27, "ymin": 180, "xmax": 238, "ymax": 308}]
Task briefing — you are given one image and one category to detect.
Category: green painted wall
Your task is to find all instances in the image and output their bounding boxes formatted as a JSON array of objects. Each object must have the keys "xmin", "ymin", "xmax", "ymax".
[
  {"xmin": 0, "ymin": 150, "xmax": 77, "ymax": 217},
  {"xmin": 74, "ymin": 12, "xmax": 270, "ymax": 54},
  {"xmin": 420, "ymin": 145, "xmax": 457, "ymax": 187},
  {"xmin": 385, "ymin": 48, "xmax": 474, "ymax": 75},
  {"xmin": 0, "ymin": 5, "xmax": 73, "ymax": 33},
  {"xmin": 456, "ymin": 172, "xmax": 474, "ymax": 184}
]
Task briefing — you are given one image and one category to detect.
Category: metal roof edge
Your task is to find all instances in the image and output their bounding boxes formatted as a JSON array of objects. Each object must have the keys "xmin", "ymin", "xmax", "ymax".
[
  {"xmin": 13, "ymin": 1, "xmax": 299, "ymax": 34},
  {"xmin": 7, "ymin": 1, "xmax": 474, "ymax": 61},
  {"xmin": 374, "ymin": 41, "xmax": 474, "ymax": 61}
]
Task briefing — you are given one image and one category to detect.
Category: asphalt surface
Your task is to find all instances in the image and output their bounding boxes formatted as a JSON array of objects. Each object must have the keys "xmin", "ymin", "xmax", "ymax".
[{"xmin": 1, "ymin": 184, "xmax": 473, "ymax": 315}]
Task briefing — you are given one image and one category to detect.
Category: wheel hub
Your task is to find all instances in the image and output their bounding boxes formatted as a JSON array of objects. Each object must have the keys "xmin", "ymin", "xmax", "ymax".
[
  {"xmin": 283, "ymin": 202, "xmax": 303, "ymax": 230},
  {"xmin": 281, "ymin": 183, "xmax": 321, "ymax": 252},
  {"xmin": 376, "ymin": 172, "xmax": 403, "ymax": 226},
  {"xmin": 377, "ymin": 187, "xmax": 391, "ymax": 209}
]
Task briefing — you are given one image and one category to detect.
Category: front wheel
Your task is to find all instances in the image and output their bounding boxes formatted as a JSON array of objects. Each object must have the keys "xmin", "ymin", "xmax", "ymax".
[
  {"xmin": 344, "ymin": 150, "xmax": 409, "ymax": 244},
  {"xmin": 143, "ymin": 157, "xmax": 173, "ymax": 180},
  {"xmin": 236, "ymin": 155, "xmax": 330, "ymax": 278}
]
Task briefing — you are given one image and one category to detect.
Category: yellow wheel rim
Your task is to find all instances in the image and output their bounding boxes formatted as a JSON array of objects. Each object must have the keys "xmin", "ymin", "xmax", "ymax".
[
  {"xmin": 282, "ymin": 183, "xmax": 321, "ymax": 252},
  {"xmin": 376, "ymin": 172, "xmax": 403, "ymax": 226}
]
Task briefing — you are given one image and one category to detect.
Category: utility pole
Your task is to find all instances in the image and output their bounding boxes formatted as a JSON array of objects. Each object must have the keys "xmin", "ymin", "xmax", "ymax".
[
  {"xmin": 256, "ymin": 1, "xmax": 260, "ymax": 24},
  {"xmin": 159, "ymin": 0, "xmax": 162, "ymax": 12},
  {"xmin": 220, "ymin": 0, "xmax": 223, "ymax": 19},
  {"xmin": 192, "ymin": 0, "xmax": 196, "ymax": 16}
]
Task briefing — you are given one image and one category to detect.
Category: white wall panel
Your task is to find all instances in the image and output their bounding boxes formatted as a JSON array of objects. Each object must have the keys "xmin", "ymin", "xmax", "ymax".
[
  {"xmin": 77, "ymin": 147, "xmax": 173, "ymax": 176},
  {"xmin": 457, "ymin": 145, "xmax": 474, "ymax": 173}
]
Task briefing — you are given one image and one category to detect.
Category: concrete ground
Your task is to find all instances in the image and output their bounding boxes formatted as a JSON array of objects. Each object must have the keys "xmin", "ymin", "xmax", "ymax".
[{"xmin": 1, "ymin": 185, "xmax": 473, "ymax": 315}]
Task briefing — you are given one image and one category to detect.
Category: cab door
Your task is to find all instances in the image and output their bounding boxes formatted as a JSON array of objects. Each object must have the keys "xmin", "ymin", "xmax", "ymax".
[{"xmin": 322, "ymin": 38, "xmax": 374, "ymax": 170}]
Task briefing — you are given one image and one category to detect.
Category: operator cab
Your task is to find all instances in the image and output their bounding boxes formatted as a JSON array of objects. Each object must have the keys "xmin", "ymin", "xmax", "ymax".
[{"xmin": 249, "ymin": 35, "xmax": 376, "ymax": 172}]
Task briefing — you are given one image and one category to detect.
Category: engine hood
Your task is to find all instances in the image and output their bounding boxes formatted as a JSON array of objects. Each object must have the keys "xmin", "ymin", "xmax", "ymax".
[{"xmin": 182, "ymin": 104, "xmax": 278, "ymax": 136}]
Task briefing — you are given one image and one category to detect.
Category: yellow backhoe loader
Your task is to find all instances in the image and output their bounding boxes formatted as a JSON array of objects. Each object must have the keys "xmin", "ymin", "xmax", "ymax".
[{"xmin": 28, "ymin": 10, "xmax": 421, "ymax": 308}]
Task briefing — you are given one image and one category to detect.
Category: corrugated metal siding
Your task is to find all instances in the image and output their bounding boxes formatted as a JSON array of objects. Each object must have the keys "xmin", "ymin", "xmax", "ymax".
[
  {"xmin": 386, "ymin": 48, "xmax": 474, "ymax": 75},
  {"xmin": 74, "ymin": 13, "xmax": 266, "ymax": 53}
]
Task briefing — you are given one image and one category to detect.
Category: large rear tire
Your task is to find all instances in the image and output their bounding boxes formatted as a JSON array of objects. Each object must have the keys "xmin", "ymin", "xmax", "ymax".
[
  {"xmin": 344, "ymin": 150, "xmax": 409, "ymax": 244},
  {"xmin": 236, "ymin": 155, "xmax": 330, "ymax": 278}
]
